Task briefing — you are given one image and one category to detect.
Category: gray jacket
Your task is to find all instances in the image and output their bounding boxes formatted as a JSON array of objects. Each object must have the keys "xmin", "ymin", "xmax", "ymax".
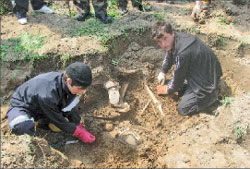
[{"xmin": 162, "ymin": 32, "xmax": 222, "ymax": 97}]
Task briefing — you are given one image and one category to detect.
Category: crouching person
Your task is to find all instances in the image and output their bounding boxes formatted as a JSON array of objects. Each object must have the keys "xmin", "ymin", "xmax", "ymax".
[
  {"xmin": 7, "ymin": 62, "xmax": 95, "ymax": 143},
  {"xmin": 152, "ymin": 21, "xmax": 222, "ymax": 116}
]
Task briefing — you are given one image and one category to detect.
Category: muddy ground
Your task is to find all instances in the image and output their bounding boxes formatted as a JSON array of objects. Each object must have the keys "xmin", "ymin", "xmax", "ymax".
[{"xmin": 1, "ymin": 0, "xmax": 250, "ymax": 168}]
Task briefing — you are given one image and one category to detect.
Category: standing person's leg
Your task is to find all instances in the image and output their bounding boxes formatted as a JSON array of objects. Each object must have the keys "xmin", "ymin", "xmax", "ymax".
[
  {"xmin": 12, "ymin": 0, "xmax": 29, "ymax": 24},
  {"xmin": 30, "ymin": 0, "xmax": 44, "ymax": 10},
  {"xmin": 118, "ymin": 0, "xmax": 128, "ymax": 15},
  {"xmin": 132, "ymin": 0, "xmax": 143, "ymax": 11},
  {"xmin": 93, "ymin": 0, "xmax": 112, "ymax": 24},
  {"xmin": 31, "ymin": 0, "xmax": 54, "ymax": 13},
  {"xmin": 166, "ymin": 0, "xmax": 174, "ymax": 4},
  {"xmin": 74, "ymin": 0, "xmax": 91, "ymax": 21},
  {"xmin": 7, "ymin": 107, "xmax": 35, "ymax": 136}
]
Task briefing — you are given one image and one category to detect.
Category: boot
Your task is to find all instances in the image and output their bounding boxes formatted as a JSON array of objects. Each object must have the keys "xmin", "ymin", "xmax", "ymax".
[
  {"xmin": 137, "ymin": 4, "xmax": 143, "ymax": 11},
  {"xmin": 166, "ymin": 0, "xmax": 174, "ymax": 4},
  {"xmin": 119, "ymin": 9, "xmax": 128, "ymax": 15},
  {"xmin": 96, "ymin": 13, "xmax": 112, "ymax": 24},
  {"xmin": 76, "ymin": 13, "xmax": 90, "ymax": 21},
  {"xmin": 119, "ymin": 7, "xmax": 128, "ymax": 15}
]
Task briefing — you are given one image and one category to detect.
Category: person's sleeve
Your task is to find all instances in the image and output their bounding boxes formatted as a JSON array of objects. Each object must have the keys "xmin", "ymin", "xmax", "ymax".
[
  {"xmin": 38, "ymin": 95, "xmax": 77, "ymax": 134},
  {"xmin": 66, "ymin": 105, "xmax": 81, "ymax": 125},
  {"xmin": 167, "ymin": 54, "xmax": 190, "ymax": 94},
  {"xmin": 162, "ymin": 51, "xmax": 175, "ymax": 74}
]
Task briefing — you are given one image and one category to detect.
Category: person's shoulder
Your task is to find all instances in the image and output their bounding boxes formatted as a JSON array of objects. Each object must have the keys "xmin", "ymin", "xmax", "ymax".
[
  {"xmin": 176, "ymin": 32, "xmax": 195, "ymax": 39},
  {"xmin": 36, "ymin": 71, "xmax": 62, "ymax": 78}
]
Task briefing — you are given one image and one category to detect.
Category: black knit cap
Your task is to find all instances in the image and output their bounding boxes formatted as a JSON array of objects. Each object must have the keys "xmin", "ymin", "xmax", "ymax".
[{"xmin": 66, "ymin": 62, "xmax": 92, "ymax": 88}]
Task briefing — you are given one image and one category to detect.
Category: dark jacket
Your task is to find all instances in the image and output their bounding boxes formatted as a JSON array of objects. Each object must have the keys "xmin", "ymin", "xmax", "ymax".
[
  {"xmin": 10, "ymin": 72, "xmax": 80, "ymax": 134},
  {"xmin": 162, "ymin": 32, "xmax": 222, "ymax": 97}
]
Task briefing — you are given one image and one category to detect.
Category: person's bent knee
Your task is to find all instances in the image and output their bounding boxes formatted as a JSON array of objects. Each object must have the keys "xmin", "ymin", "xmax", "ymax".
[
  {"xmin": 177, "ymin": 104, "xmax": 198, "ymax": 116},
  {"xmin": 178, "ymin": 107, "xmax": 191, "ymax": 116},
  {"xmin": 11, "ymin": 120, "xmax": 35, "ymax": 136}
]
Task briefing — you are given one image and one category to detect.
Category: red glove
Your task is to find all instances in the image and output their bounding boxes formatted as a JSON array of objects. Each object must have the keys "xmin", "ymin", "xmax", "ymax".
[{"xmin": 73, "ymin": 124, "xmax": 95, "ymax": 143}]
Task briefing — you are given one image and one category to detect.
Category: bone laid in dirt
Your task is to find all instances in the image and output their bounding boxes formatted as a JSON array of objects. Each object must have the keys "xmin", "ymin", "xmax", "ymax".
[
  {"xmin": 120, "ymin": 83, "xmax": 129, "ymax": 103},
  {"xmin": 145, "ymin": 84, "xmax": 165, "ymax": 116},
  {"xmin": 140, "ymin": 100, "xmax": 151, "ymax": 115}
]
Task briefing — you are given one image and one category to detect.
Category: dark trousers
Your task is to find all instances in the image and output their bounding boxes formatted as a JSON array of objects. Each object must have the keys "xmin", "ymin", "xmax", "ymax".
[
  {"xmin": 7, "ymin": 105, "xmax": 81, "ymax": 136},
  {"xmin": 178, "ymin": 86, "xmax": 219, "ymax": 116},
  {"xmin": 118, "ymin": 0, "xmax": 142, "ymax": 10},
  {"xmin": 13, "ymin": 0, "xmax": 44, "ymax": 19},
  {"xmin": 73, "ymin": 0, "xmax": 108, "ymax": 16},
  {"xmin": 7, "ymin": 107, "xmax": 35, "ymax": 136}
]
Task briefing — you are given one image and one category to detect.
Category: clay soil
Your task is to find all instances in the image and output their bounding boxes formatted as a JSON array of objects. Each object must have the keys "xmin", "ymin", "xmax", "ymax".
[{"xmin": 1, "ymin": 0, "xmax": 250, "ymax": 168}]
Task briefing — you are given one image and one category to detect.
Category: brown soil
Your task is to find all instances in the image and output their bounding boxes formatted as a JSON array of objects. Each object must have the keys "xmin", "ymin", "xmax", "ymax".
[{"xmin": 1, "ymin": 1, "xmax": 250, "ymax": 168}]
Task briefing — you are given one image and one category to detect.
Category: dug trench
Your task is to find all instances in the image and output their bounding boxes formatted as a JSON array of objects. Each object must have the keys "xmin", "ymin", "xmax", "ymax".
[{"xmin": 1, "ymin": 28, "xmax": 250, "ymax": 168}]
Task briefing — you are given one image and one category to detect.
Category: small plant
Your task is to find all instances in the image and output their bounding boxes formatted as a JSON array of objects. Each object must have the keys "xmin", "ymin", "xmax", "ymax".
[
  {"xmin": 220, "ymin": 96, "xmax": 232, "ymax": 107},
  {"xmin": 234, "ymin": 125, "xmax": 248, "ymax": 140},
  {"xmin": 61, "ymin": 55, "xmax": 71, "ymax": 66},
  {"xmin": 217, "ymin": 37, "xmax": 228, "ymax": 47},
  {"xmin": 180, "ymin": 9, "xmax": 188, "ymax": 15},
  {"xmin": 0, "ymin": 0, "xmax": 12, "ymax": 15},
  {"xmin": 188, "ymin": 25, "xmax": 201, "ymax": 34},
  {"xmin": 236, "ymin": 39, "xmax": 249, "ymax": 49},
  {"xmin": 111, "ymin": 59, "xmax": 119, "ymax": 66},
  {"xmin": 152, "ymin": 11, "xmax": 166, "ymax": 21},
  {"xmin": 67, "ymin": 6, "xmax": 77, "ymax": 18},
  {"xmin": 219, "ymin": 16, "xmax": 228, "ymax": 25},
  {"xmin": 107, "ymin": 0, "xmax": 120, "ymax": 17}
]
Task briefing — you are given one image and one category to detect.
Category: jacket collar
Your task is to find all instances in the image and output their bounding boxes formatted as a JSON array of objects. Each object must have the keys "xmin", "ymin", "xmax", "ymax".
[{"xmin": 173, "ymin": 32, "xmax": 196, "ymax": 56}]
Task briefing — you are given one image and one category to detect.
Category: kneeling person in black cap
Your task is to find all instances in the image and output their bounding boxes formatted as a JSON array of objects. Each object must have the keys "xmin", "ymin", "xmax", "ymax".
[{"xmin": 7, "ymin": 62, "xmax": 95, "ymax": 143}]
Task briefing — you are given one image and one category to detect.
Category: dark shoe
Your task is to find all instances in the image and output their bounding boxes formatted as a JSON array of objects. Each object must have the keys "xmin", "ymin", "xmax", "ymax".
[
  {"xmin": 119, "ymin": 9, "xmax": 128, "ymax": 15},
  {"xmin": 96, "ymin": 14, "xmax": 112, "ymax": 24},
  {"xmin": 138, "ymin": 4, "xmax": 144, "ymax": 11},
  {"xmin": 166, "ymin": 1, "xmax": 174, "ymax": 4},
  {"xmin": 76, "ymin": 13, "xmax": 90, "ymax": 21}
]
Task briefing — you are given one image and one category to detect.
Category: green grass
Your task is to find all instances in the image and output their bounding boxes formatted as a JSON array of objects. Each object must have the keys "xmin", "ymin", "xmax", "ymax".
[
  {"xmin": 71, "ymin": 18, "xmax": 115, "ymax": 44},
  {"xmin": 151, "ymin": 11, "xmax": 166, "ymax": 21},
  {"xmin": 236, "ymin": 39, "xmax": 250, "ymax": 49},
  {"xmin": 234, "ymin": 125, "xmax": 248, "ymax": 140},
  {"xmin": 1, "ymin": 33, "xmax": 45, "ymax": 62},
  {"xmin": 220, "ymin": 96, "xmax": 232, "ymax": 107},
  {"xmin": 67, "ymin": 6, "xmax": 77, "ymax": 19},
  {"xmin": 0, "ymin": 0, "xmax": 11, "ymax": 15},
  {"xmin": 217, "ymin": 37, "xmax": 228, "ymax": 47},
  {"xmin": 107, "ymin": 0, "xmax": 120, "ymax": 17}
]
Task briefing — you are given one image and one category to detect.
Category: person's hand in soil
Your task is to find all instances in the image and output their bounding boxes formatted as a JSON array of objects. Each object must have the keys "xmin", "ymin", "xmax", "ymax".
[
  {"xmin": 157, "ymin": 72, "xmax": 166, "ymax": 85},
  {"xmin": 73, "ymin": 124, "xmax": 95, "ymax": 143}
]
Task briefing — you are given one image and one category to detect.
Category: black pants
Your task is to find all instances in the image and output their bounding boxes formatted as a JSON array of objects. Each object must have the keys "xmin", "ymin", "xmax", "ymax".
[
  {"xmin": 177, "ymin": 86, "xmax": 219, "ymax": 116},
  {"xmin": 13, "ymin": 0, "xmax": 44, "ymax": 19},
  {"xmin": 7, "ymin": 106, "xmax": 81, "ymax": 136},
  {"xmin": 118, "ymin": 0, "xmax": 142, "ymax": 10},
  {"xmin": 73, "ymin": 0, "xmax": 108, "ymax": 17},
  {"xmin": 7, "ymin": 107, "xmax": 35, "ymax": 136}
]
